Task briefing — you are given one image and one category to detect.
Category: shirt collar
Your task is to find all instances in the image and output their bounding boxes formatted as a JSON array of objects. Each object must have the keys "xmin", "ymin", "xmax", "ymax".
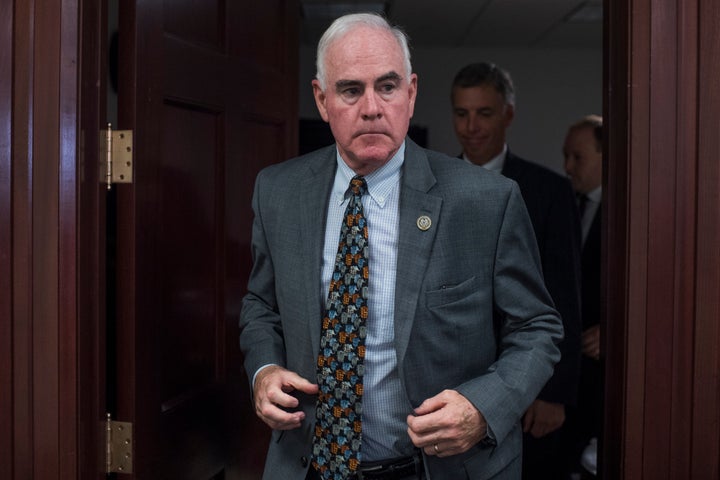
[
  {"xmin": 463, "ymin": 144, "xmax": 507, "ymax": 172},
  {"xmin": 333, "ymin": 141, "xmax": 405, "ymax": 208},
  {"xmin": 586, "ymin": 185, "xmax": 602, "ymax": 202}
]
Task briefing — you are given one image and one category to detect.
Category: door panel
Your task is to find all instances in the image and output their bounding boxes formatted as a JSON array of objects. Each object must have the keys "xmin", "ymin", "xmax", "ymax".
[
  {"xmin": 115, "ymin": 1, "xmax": 298, "ymax": 478},
  {"xmin": 163, "ymin": 0, "xmax": 224, "ymax": 48},
  {"xmin": 158, "ymin": 101, "xmax": 220, "ymax": 411}
]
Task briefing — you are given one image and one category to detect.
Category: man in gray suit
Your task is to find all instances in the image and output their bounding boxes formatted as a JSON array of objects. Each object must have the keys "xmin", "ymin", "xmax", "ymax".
[{"xmin": 240, "ymin": 13, "xmax": 562, "ymax": 480}]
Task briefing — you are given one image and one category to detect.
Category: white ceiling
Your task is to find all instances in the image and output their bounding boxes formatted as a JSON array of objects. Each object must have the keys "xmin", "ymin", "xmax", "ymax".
[{"xmin": 300, "ymin": 0, "xmax": 603, "ymax": 49}]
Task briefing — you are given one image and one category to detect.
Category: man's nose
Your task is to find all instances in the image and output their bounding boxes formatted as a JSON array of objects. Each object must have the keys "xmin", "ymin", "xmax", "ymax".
[
  {"xmin": 361, "ymin": 91, "xmax": 382, "ymax": 119},
  {"xmin": 466, "ymin": 114, "xmax": 479, "ymax": 132}
]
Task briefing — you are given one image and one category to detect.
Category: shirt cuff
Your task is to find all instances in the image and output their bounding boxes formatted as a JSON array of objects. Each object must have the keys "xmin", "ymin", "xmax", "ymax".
[
  {"xmin": 480, "ymin": 424, "xmax": 497, "ymax": 448},
  {"xmin": 252, "ymin": 363, "xmax": 278, "ymax": 390}
]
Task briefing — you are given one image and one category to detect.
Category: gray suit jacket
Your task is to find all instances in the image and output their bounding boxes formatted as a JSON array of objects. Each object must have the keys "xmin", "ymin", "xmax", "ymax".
[{"xmin": 240, "ymin": 139, "xmax": 563, "ymax": 480}]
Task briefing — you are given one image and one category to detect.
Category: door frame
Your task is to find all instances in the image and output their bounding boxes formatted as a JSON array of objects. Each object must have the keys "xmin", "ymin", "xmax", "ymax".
[
  {"xmin": 2, "ymin": 0, "xmax": 720, "ymax": 478},
  {"xmin": 1, "ymin": 0, "xmax": 106, "ymax": 477},
  {"xmin": 602, "ymin": 0, "xmax": 720, "ymax": 477}
]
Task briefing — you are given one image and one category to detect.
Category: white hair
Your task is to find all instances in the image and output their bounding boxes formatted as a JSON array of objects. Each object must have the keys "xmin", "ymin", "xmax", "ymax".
[{"xmin": 315, "ymin": 13, "xmax": 412, "ymax": 90}]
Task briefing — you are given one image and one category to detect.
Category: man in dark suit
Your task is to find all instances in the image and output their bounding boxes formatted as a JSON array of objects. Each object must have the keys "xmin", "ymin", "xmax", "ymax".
[
  {"xmin": 240, "ymin": 14, "xmax": 563, "ymax": 480},
  {"xmin": 450, "ymin": 63, "xmax": 583, "ymax": 479},
  {"xmin": 562, "ymin": 115, "xmax": 603, "ymax": 478}
]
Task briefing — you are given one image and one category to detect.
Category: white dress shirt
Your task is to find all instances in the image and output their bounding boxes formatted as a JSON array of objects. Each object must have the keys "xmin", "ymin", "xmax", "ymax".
[{"xmin": 463, "ymin": 144, "xmax": 507, "ymax": 172}]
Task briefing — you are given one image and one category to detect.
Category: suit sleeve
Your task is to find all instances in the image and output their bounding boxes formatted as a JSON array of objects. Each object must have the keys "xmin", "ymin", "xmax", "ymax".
[
  {"xmin": 239, "ymin": 169, "xmax": 287, "ymax": 389},
  {"xmin": 454, "ymin": 183, "xmax": 563, "ymax": 445}
]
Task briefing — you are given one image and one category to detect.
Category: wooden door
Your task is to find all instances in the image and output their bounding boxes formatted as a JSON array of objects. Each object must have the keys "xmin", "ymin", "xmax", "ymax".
[{"xmin": 113, "ymin": 1, "xmax": 298, "ymax": 478}]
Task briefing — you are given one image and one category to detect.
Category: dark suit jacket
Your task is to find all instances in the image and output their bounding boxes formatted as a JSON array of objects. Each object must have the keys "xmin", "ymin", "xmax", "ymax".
[
  {"xmin": 578, "ymin": 204, "xmax": 602, "ymax": 437},
  {"xmin": 240, "ymin": 139, "xmax": 563, "ymax": 480},
  {"xmin": 581, "ymin": 205, "xmax": 601, "ymax": 331},
  {"xmin": 502, "ymin": 152, "xmax": 583, "ymax": 406},
  {"xmin": 559, "ymin": 203, "xmax": 602, "ymax": 472}
]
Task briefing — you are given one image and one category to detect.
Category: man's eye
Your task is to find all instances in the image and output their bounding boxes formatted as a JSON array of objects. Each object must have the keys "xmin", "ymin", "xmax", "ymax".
[
  {"xmin": 379, "ymin": 83, "xmax": 396, "ymax": 93},
  {"xmin": 342, "ymin": 87, "xmax": 361, "ymax": 96}
]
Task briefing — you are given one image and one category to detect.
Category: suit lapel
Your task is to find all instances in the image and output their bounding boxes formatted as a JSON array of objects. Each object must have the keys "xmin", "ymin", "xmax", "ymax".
[
  {"xmin": 299, "ymin": 147, "xmax": 337, "ymax": 354},
  {"xmin": 394, "ymin": 140, "xmax": 442, "ymax": 364},
  {"xmin": 500, "ymin": 151, "xmax": 524, "ymax": 182}
]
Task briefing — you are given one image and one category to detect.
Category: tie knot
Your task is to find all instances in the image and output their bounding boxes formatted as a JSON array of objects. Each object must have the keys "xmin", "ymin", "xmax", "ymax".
[{"xmin": 350, "ymin": 176, "xmax": 367, "ymax": 196}]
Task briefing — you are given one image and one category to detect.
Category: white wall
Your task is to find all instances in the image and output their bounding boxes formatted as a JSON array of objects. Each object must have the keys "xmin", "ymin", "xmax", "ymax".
[{"xmin": 299, "ymin": 45, "xmax": 602, "ymax": 174}]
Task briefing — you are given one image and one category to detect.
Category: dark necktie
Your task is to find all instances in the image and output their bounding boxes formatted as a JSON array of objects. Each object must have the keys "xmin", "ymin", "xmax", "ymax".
[
  {"xmin": 577, "ymin": 193, "xmax": 589, "ymax": 221},
  {"xmin": 312, "ymin": 175, "xmax": 369, "ymax": 479}
]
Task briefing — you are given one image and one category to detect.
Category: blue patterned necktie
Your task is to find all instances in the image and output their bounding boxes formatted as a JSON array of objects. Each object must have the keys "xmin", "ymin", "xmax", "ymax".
[{"xmin": 312, "ymin": 175, "xmax": 369, "ymax": 479}]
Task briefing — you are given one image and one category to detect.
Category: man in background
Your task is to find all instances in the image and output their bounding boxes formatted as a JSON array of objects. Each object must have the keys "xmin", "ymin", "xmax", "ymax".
[
  {"xmin": 562, "ymin": 115, "xmax": 603, "ymax": 478},
  {"xmin": 450, "ymin": 62, "xmax": 583, "ymax": 479}
]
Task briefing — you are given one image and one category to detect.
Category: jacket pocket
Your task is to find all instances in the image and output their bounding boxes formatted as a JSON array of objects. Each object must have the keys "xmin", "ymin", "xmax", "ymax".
[{"xmin": 426, "ymin": 276, "xmax": 481, "ymax": 309}]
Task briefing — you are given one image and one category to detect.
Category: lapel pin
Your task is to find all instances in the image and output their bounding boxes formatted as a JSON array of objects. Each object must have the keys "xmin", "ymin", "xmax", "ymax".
[{"xmin": 416, "ymin": 215, "xmax": 432, "ymax": 231}]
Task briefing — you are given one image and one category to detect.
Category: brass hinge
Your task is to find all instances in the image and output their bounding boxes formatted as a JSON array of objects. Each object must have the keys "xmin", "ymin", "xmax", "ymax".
[
  {"xmin": 106, "ymin": 413, "xmax": 133, "ymax": 474},
  {"xmin": 104, "ymin": 123, "xmax": 133, "ymax": 190}
]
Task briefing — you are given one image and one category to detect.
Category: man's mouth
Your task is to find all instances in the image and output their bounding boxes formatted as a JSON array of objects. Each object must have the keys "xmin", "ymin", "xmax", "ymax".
[
  {"xmin": 464, "ymin": 136, "xmax": 487, "ymax": 146},
  {"xmin": 357, "ymin": 130, "xmax": 386, "ymax": 136}
]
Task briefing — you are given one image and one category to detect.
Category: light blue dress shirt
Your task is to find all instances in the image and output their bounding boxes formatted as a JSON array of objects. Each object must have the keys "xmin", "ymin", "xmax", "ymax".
[{"xmin": 322, "ymin": 143, "xmax": 413, "ymax": 461}]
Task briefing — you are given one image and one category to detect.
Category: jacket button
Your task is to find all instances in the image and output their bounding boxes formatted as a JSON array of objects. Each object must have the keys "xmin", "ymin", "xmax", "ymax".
[{"xmin": 301, "ymin": 456, "xmax": 309, "ymax": 467}]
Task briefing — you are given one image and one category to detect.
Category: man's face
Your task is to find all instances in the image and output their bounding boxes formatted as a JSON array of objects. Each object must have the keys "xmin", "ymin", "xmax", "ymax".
[
  {"xmin": 312, "ymin": 26, "xmax": 417, "ymax": 175},
  {"xmin": 563, "ymin": 126, "xmax": 602, "ymax": 194},
  {"xmin": 451, "ymin": 84, "xmax": 514, "ymax": 166}
]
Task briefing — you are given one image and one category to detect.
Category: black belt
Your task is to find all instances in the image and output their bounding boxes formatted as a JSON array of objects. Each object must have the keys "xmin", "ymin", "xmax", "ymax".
[{"xmin": 353, "ymin": 453, "xmax": 424, "ymax": 480}]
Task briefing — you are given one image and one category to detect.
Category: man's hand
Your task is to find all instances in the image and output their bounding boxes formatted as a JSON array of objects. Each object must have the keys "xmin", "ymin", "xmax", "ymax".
[
  {"xmin": 522, "ymin": 399, "xmax": 565, "ymax": 438},
  {"xmin": 253, "ymin": 365, "xmax": 318, "ymax": 430},
  {"xmin": 582, "ymin": 325, "xmax": 600, "ymax": 360},
  {"xmin": 406, "ymin": 390, "xmax": 486, "ymax": 457}
]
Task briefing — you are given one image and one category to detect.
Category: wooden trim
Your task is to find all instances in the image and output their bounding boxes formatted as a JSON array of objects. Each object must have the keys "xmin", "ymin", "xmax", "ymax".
[
  {"xmin": 668, "ymin": 0, "xmax": 699, "ymax": 477},
  {"xmin": 0, "ymin": 0, "xmax": 15, "ymax": 477},
  {"xmin": 692, "ymin": 0, "xmax": 720, "ymax": 477},
  {"xmin": 115, "ymin": 0, "xmax": 139, "ymax": 437},
  {"xmin": 11, "ymin": 0, "xmax": 37, "ymax": 476},
  {"xmin": 32, "ymin": 0, "xmax": 63, "ymax": 473},
  {"xmin": 77, "ymin": 0, "xmax": 108, "ymax": 477},
  {"xmin": 58, "ymin": 0, "xmax": 80, "ymax": 477},
  {"xmin": 605, "ymin": 0, "xmax": 720, "ymax": 477},
  {"xmin": 5, "ymin": 0, "xmax": 84, "ymax": 477},
  {"xmin": 602, "ymin": 0, "xmax": 630, "ymax": 474}
]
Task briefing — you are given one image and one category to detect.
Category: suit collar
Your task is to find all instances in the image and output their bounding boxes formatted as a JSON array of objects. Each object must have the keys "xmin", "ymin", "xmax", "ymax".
[
  {"xmin": 299, "ymin": 147, "xmax": 337, "ymax": 351},
  {"xmin": 402, "ymin": 138, "xmax": 436, "ymax": 193},
  {"xmin": 394, "ymin": 139, "xmax": 441, "ymax": 364},
  {"xmin": 500, "ymin": 149, "xmax": 525, "ymax": 179}
]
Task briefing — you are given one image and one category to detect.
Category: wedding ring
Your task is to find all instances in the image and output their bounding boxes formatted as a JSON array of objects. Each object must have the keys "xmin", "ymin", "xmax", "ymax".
[{"xmin": 433, "ymin": 443, "xmax": 440, "ymax": 454}]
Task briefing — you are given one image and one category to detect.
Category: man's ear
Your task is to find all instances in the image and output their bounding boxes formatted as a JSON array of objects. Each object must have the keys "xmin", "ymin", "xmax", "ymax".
[
  {"xmin": 312, "ymin": 79, "xmax": 329, "ymax": 122},
  {"xmin": 407, "ymin": 73, "xmax": 418, "ymax": 118},
  {"xmin": 504, "ymin": 104, "xmax": 515, "ymax": 128}
]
